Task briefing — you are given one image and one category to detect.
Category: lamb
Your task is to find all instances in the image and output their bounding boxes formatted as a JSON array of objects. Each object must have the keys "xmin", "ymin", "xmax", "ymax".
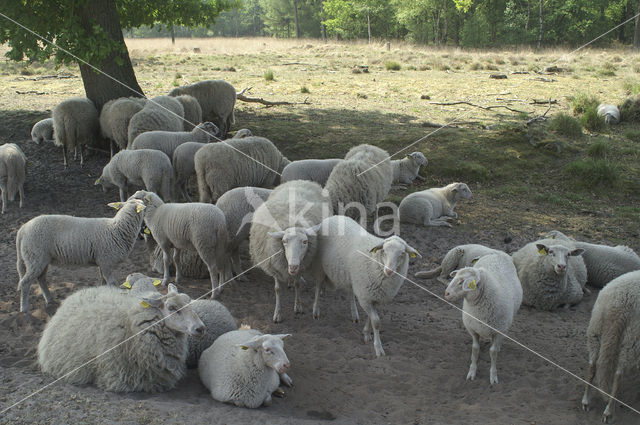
[
  {"xmin": 31, "ymin": 118, "xmax": 54, "ymax": 144},
  {"xmin": 311, "ymin": 215, "xmax": 421, "ymax": 357},
  {"xmin": 398, "ymin": 182, "xmax": 473, "ymax": 227},
  {"xmin": 249, "ymin": 180, "xmax": 329, "ymax": 323},
  {"xmin": 511, "ymin": 238, "xmax": 586, "ymax": 310},
  {"xmin": 444, "ymin": 252, "xmax": 522, "ymax": 385},
  {"xmin": 127, "ymin": 95, "xmax": 185, "ymax": 146},
  {"xmin": 391, "ymin": 152, "xmax": 428, "ymax": 185},
  {"xmin": 596, "ymin": 104, "xmax": 620, "ymax": 125},
  {"xmin": 169, "ymin": 80, "xmax": 236, "ymax": 135},
  {"xmin": 52, "ymin": 97, "xmax": 100, "ymax": 166},
  {"xmin": 216, "ymin": 186, "xmax": 272, "ymax": 278},
  {"xmin": 174, "ymin": 94, "xmax": 203, "ymax": 131},
  {"xmin": 99, "ymin": 96, "xmax": 147, "ymax": 153},
  {"xmin": 199, "ymin": 329, "xmax": 292, "ymax": 408},
  {"xmin": 131, "ymin": 121, "xmax": 219, "ymax": 161},
  {"xmin": 194, "ymin": 136, "xmax": 290, "ymax": 203},
  {"xmin": 16, "ymin": 198, "xmax": 147, "ymax": 313},
  {"xmin": 0, "ymin": 143, "xmax": 26, "ymax": 214},
  {"xmin": 546, "ymin": 230, "xmax": 640, "ymax": 288},
  {"xmin": 128, "ymin": 190, "xmax": 231, "ymax": 298},
  {"xmin": 95, "ymin": 149, "xmax": 174, "ymax": 202},
  {"xmin": 38, "ymin": 284, "xmax": 204, "ymax": 393},
  {"xmin": 281, "ymin": 158, "xmax": 343, "ymax": 186},
  {"xmin": 415, "ymin": 244, "xmax": 504, "ymax": 283},
  {"xmin": 186, "ymin": 299, "xmax": 237, "ymax": 368},
  {"xmin": 146, "ymin": 235, "xmax": 209, "ymax": 279},
  {"xmin": 324, "ymin": 144, "xmax": 393, "ymax": 223},
  {"xmin": 581, "ymin": 270, "xmax": 640, "ymax": 423}
]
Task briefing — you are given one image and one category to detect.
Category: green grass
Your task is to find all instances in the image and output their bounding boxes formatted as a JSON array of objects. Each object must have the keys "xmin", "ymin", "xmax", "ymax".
[
  {"xmin": 565, "ymin": 159, "xmax": 620, "ymax": 188},
  {"xmin": 571, "ymin": 93, "xmax": 600, "ymax": 115},
  {"xmin": 581, "ymin": 108, "xmax": 605, "ymax": 132},
  {"xmin": 586, "ymin": 140, "xmax": 609, "ymax": 159},
  {"xmin": 300, "ymin": 86, "xmax": 310, "ymax": 94},
  {"xmin": 548, "ymin": 113, "xmax": 582, "ymax": 139},
  {"xmin": 385, "ymin": 61, "xmax": 401, "ymax": 71},
  {"xmin": 264, "ymin": 69, "xmax": 275, "ymax": 81},
  {"xmin": 623, "ymin": 129, "xmax": 640, "ymax": 142}
]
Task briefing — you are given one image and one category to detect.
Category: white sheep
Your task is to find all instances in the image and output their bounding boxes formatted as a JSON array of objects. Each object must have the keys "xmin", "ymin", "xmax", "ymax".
[
  {"xmin": 174, "ymin": 94, "xmax": 203, "ymax": 131},
  {"xmin": 31, "ymin": 118, "xmax": 54, "ymax": 144},
  {"xmin": 16, "ymin": 198, "xmax": 147, "ymax": 313},
  {"xmin": 52, "ymin": 97, "xmax": 100, "ymax": 166},
  {"xmin": 216, "ymin": 186, "xmax": 272, "ymax": 278},
  {"xmin": 199, "ymin": 329, "xmax": 292, "ymax": 408},
  {"xmin": 127, "ymin": 95, "xmax": 184, "ymax": 146},
  {"xmin": 415, "ymin": 244, "xmax": 504, "ymax": 283},
  {"xmin": 95, "ymin": 149, "xmax": 174, "ymax": 202},
  {"xmin": 187, "ymin": 299, "xmax": 237, "ymax": 368},
  {"xmin": 311, "ymin": 215, "xmax": 421, "ymax": 357},
  {"xmin": 231, "ymin": 128, "xmax": 253, "ymax": 138},
  {"xmin": 511, "ymin": 238, "xmax": 586, "ymax": 310},
  {"xmin": 0, "ymin": 143, "xmax": 26, "ymax": 214},
  {"xmin": 444, "ymin": 252, "xmax": 522, "ymax": 384},
  {"xmin": 581, "ymin": 270, "xmax": 640, "ymax": 423},
  {"xmin": 99, "ymin": 96, "xmax": 147, "ymax": 154},
  {"xmin": 120, "ymin": 272, "xmax": 163, "ymax": 296},
  {"xmin": 249, "ymin": 180, "xmax": 329, "ymax": 323},
  {"xmin": 169, "ymin": 80, "xmax": 236, "ymax": 135},
  {"xmin": 194, "ymin": 136, "xmax": 290, "ymax": 203},
  {"xmin": 146, "ymin": 236, "xmax": 209, "ymax": 279},
  {"xmin": 398, "ymin": 182, "xmax": 473, "ymax": 227},
  {"xmin": 131, "ymin": 122, "xmax": 219, "ymax": 161},
  {"xmin": 38, "ymin": 284, "xmax": 204, "ymax": 392},
  {"xmin": 128, "ymin": 190, "xmax": 231, "ymax": 298},
  {"xmin": 596, "ymin": 104, "xmax": 620, "ymax": 125},
  {"xmin": 281, "ymin": 158, "xmax": 343, "ymax": 186},
  {"xmin": 391, "ymin": 152, "xmax": 428, "ymax": 185},
  {"xmin": 173, "ymin": 142, "xmax": 207, "ymax": 202}
]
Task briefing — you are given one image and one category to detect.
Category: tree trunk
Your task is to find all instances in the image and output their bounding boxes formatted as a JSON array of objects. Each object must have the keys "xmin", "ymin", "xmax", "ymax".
[
  {"xmin": 77, "ymin": 0, "xmax": 144, "ymax": 111},
  {"xmin": 634, "ymin": 0, "xmax": 640, "ymax": 50},
  {"xmin": 537, "ymin": 0, "xmax": 543, "ymax": 50},
  {"xmin": 367, "ymin": 12, "xmax": 371, "ymax": 44},
  {"xmin": 293, "ymin": 0, "xmax": 300, "ymax": 38},
  {"xmin": 320, "ymin": 0, "xmax": 327, "ymax": 41},
  {"xmin": 171, "ymin": 27, "xmax": 175, "ymax": 45}
]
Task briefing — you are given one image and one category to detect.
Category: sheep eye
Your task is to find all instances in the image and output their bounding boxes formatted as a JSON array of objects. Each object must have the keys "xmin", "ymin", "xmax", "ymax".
[{"xmin": 303, "ymin": 240, "xmax": 308, "ymax": 245}]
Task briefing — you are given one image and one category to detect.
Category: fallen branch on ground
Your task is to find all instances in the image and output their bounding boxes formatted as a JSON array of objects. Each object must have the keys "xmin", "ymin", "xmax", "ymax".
[
  {"xmin": 236, "ymin": 87, "xmax": 311, "ymax": 107},
  {"xmin": 15, "ymin": 74, "xmax": 76, "ymax": 81},
  {"xmin": 526, "ymin": 103, "xmax": 553, "ymax": 125},
  {"xmin": 429, "ymin": 101, "xmax": 526, "ymax": 114}
]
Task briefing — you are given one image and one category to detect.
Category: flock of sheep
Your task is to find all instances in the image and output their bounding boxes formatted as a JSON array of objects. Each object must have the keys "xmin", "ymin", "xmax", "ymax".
[{"xmin": 0, "ymin": 77, "xmax": 638, "ymax": 421}]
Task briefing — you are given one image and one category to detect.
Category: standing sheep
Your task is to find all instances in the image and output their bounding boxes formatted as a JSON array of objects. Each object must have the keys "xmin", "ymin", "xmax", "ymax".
[
  {"xmin": 199, "ymin": 329, "xmax": 292, "ymax": 408},
  {"xmin": 444, "ymin": 252, "xmax": 522, "ymax": 384},
  {"xmin": 31, "ymin": 118, "xmax": 54, "ymax": 144},
  {"xmin": 52, "ymin": 97, "xmax": 100, "ymax": 166},
  {"xmin": 174, "ymin": 94, "xmax": 203, "ymax": 131},
  {"xmin": 281, "ymin": 158, "xmax": 343, "ymax": 186},
  {"xmin": 187, "ymin": 299, "xmax": 237, "ymax": 368},
  {"xmin": 99, "ymin": 96, "xmax": 147, "ymax": 154},
  {"xmin": 169, "ymin": 80, "xmax": 236, "ymax": 135},
  {"xmin": 131, "ymin": 122, "xmax": 219, "ymax": 162},
  {"xmin": 146, "ymin": 236, "xmax": 210, "ymax": 279},
  {"xmin": 0, "ymin": 143, "xmax": 26, "ymax": 214},
  {"xmin": 194, "ymin": 136, "xmax": 290, "ymax": 203},
  {"xmin": 398, "ymin": 182, "xmax": 473, "ymax": 227},
  {"xmin": 173, "ymin": 141, "xmax": 208, "ymax": 202},
  {"xmin": 38, "ymin": 284, "xmax": 204, "ymax": 392},
  {"xmin": 415, "ymin": 244, "xmax": 504, "ymax": 283},
  {"xmin": 127, "ymin": 95, "xmax": 184, "ymax": 146},
  {"xmin": 249, "ymin": 181, "xmax": 329, "ymax": 323},
  {"xmin": 95, "ymin": 149, "xmax": 174, "ymax": 202},
  {"xmin": 16, "ymin": 198, "xmax": 147, "ymax": 313},
  {"xmin": 581, "ymin": 270, "xmax": 640, "ymax": 423},
  {"xmin": 311, "ymin": 215, "xmax": 421, "ymax": 357},
  {"xmin": 391, "ymin": 152, "xmax": 428, "ymax": 185}
]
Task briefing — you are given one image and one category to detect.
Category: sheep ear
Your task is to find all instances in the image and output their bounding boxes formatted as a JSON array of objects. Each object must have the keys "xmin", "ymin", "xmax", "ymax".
[
  {"xmin": 536, "ymin": 244, "xmax": 548, "ymax": 256},
  {"xmin": 471, "ymin": 257, "xmax": 480, "ymax": 265},
  {"xmin": 464, "ymin": 279, "xmax": 477, "ymax": 291},
  {"xmin": 121, "ymin": 281, "xmax": 132, "ymax": 289},
  {"xmin": 449, "ymin": 270, "xmax": 458, "ymax": 278},
  {"xmin": 273, "ymin": 333, "xmax": 291, "ymax": 341},
  {"xmin": 570, "ymin": 248, "xmax": 585, "ymax": 257},
  {"xmin": 405, "ymin": 154, "xmax": 412, "ymax": 159},
  {"xmin": 305, "ymin": 223, "xmax": 322, "ymax": 236},
  {"xmin": 237, "ymin": 335, "xmax": 264, "ymax": 350},
  {"xmin": 136, "ymin": 203, "xmax": 146, "ymax": 214},
  {"xmin": 143, "ymin": 194, "xmax": 152, "ymax": 204},
  {"xmin": 107, "ymin": 202, "xmax": 121, "ymax": 210},
  {"xmin": 268, "ymin": 231, "xmax": 285, "ymax": 240},
  {"xmin": 94, "ymin": 177, "xmax": 101, "ymax": 185},
  {"xmin": 405, "ymin": 245, "xmax": 421, "ymax": 259},
  {"xmin": 139, "ymin": 295, "xmax": 163, "ymax": 309},
  {"xmin": 167, "ymin": 283, "xmax": 178, "ymax": 295}
]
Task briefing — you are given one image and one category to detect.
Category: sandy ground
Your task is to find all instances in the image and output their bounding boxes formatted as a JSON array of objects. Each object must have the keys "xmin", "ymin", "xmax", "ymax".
[{"xmin": 1, "ymin": 118, "xmax": 639, "ymax": 425}]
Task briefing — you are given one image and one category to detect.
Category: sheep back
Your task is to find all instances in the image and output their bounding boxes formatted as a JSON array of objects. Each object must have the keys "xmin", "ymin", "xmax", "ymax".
[
  {"xmin": 186, "ymin": 299, "xmax": 237, "ymax": 368},
  {"xmin": 52, "ymin": 97, "xmax": 100, "ymax": 150},
  {"xmin": 31, "ymin": 118, "xmax": 54, "ymax": 143},
  {"xmin": 174, "ymin": 94, "xmax": 203, "ymax": 131},
  {"xmin": 100, "ymin": 97, "xmax": 146, "ymax": 150},
  {"xmin": 216, "ymin": 186, "xmax": 273, "ymax": 250},
  {"xmin": 169, "ymin": 80, "xmax": 236, "ymax": 134},
  {"xmin": 575, "ymin": 241, "xmax": 640, "ymax": 288},
  {"xmin": 128, "ymin": 95, "xmax": 184, "ymax": 146},
  {"xmin": 281, "ymin": 159, "xmax": 343, "ymax": 186}
]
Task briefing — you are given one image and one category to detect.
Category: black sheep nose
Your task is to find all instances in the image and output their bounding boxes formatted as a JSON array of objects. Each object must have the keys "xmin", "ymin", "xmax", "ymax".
[{"xmin": 196, "ymin": 326, "xmax": 206, "ymax": 337}]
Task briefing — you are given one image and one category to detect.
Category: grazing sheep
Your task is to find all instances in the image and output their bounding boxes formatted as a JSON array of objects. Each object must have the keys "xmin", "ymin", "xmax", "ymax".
[
  {"xmin": 128, "ymin": 190, "xmax": 230, "ymax": 298},
  {"xmin": 131, "ymin": 121, "xmax": 219, "ymax": 161},
  {"xmin": 31, "ymin": 118, "xmax": 54, "ymax": 144},
  {"xmin": 392, "ymin": 152, "xmax": 428, "ymax": 185},
  {"xmin": 172, "ymin": 141, "xmax": 207, "ymax": 202},
  {"xmin": 311, "ymin": 215, "xmax": 421, "ymax": 357},
  {"xmin": 194, "ymin": 136, "xmax": 290, "ymax": 203},
  {"xmin": 415, "ymin": 244, "xmax": 504, "ymax": 283},
  {"xmin": 16, "ymin": 198, "xmax": 147, "ymax": 313},
  {"xmin": 444, "ymin": 252, "xmax": 522, "ymax": 384},
  {"xmin": 249, "ymin": 181, "xmax": 329, "ymax": 323},
  {"xmin": 325, "ymin": 144, "xmax": 393, "ymax": 223},
  {"xmin": 596, "ymin": 104, "xmax": 620, "ymax": 125},
  {"xmin": 199, "ymin": 329, "xmax": 292, "ymax": 408},
  {"xmin": 398, "ymin": 182, "xmax": 473, "ymax": 227},
  {"xmin": 52, "ymin": 97, "xmax": 100, "ymax": 166},
  {"xmin": 146, "ymin": 235, "xmax": 209, "ymax": 279},
  {"xmin": 581, "ymin": 270, "xmax": 640, "ymax": 423},
  {"xmin": 38, "ymin": 284, "xmax": 204, "ymax": 392},
  {"xmin": 99, "ymin": 96, "xmax": 147, "ymax": 154},
  {"xmin": 0, "ymin": 143, "xmax": 26, "ymax": 214},
  {"xmin": 546, "ymin": 230, "xmax": 640, "ymax": 288},
  {"xmin": 281, "ymin": 159, "xmax": 343, "ymax": 186},
  {"xmin": 127, "ymin": 95, "xmax": 184, "ymax": 146},
  {"xmin": 231, "ymin": 128, "xmax": 252, "ymax": 138},
  {"xmin": 511, "ymin": 238, "xmax": 586, "ymax": 310},
  {"xmin": 174, "ymin": 94, "xmax": 203, "ymax": 131},
  {"xmin": 187, "ymin": 299, "xmax": 237, "ymax": 368},
  {"xmin": 169, "ymin": 80, "xmax": 236, "ymax": 135},
  {"xmin": 95, "ymin": 149, "xmax": 174, "ymax": 202},
  {"xmin": 216, "ymin": 187, "xmax": 272, "ymax": 278}
]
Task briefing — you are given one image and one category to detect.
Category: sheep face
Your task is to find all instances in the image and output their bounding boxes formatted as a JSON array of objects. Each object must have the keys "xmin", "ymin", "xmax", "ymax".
[
  {"xmin": 370, "ymin": 236, "xmax": 421, "ymax": 277},
  {"xmin": 535, "ymin": 243, "xmax": 584, "ymax": 276},
  {"xmin": 238, "ymin": 334, "xmax": 291, "ymax": 374},
  {"xmin": 444, "ymin": 267, "xmax": 479, "ymax": 301},
  {"xmin": 453, "ymin": 183, "xmax": 473, "ymax": 201},
  {"xmin": 269, "ymin": 227, "xmax": 312, "ymax": 276},
  {"xmin": 409, "ymin": 152, "xmax": 428, "ymax": 166},
  {"xmin": 197, "ymin": 121, "xmax": 220, "ymax": 139},
  {"xmin": 140, "ymin": 284, "xmax": 205, "ymax": 337}
]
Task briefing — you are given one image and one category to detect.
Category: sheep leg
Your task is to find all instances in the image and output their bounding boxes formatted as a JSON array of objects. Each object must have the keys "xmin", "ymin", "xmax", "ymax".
[
  {"xmin": 362, "ymin": 304, "xmax": 385, "ymax": 357},
  {"xmin": 273, "ymin": 278, "xmax": 283, "ymax": 323},
  {"xmin": 118, "ymin": 186, "xmax": 127, "ymax": 203},
  {"xmin": 80, "ymin": 145, "xmax": 85, "ymax": 167},
  {"xmin": 467, "ymin": 331, "xmax": 480, "ymax": 381},
  {"xmin": 161, "ymin": 248, "xmax": 172, "ymax": 286},
  {"xmin": 37, "ymin": 269, "xmax": 53, "ymax": 305},
  {"xmin": 426, "ymin": 218, "xmax": 452, "ymax": 228},
  {"xmin": 62, "ymin": 145, "xmax": 68, "ymax": 168},
  {"xmin": 1, "ymin": 189, "xmax": 6, "ymax": 214},
  {"xmin": 173, "ymin": 249, "xmax": 182, "ymax": 284},
  {"xmin": 415, "ymin": 175, "xmax": 426, "ymax": 181},
  {"xmin": 581, "ymin": 359, "xmax": 596, "ymax": 411},
  {"xmin": 293, "ymin": 278, "xmax": 304, "ymax": 314},
  {"xmin": 262, "ymin": 393, "xmax": 273, "ymax": 407},
  {"xmin": 312, "ymin": 278, "xmax": 321, "ymax": 319},
  {"xmin": 101, "ymin": 267, "xmax": 117, "ymax": 286},
  {"xmin": 603, "ymin": 369, "xmax": 622, "ymax": 423},
  {"xmin": 18, "ymin": 272, "xmax": 38, "ymax": 313},
  {"xmin": 363, "ymin": 317, "xmax": 372, "ymax": 342},
  {"xmin": 231, "ymin": 250, "xmax": 246, "ymax": 281},
  {"xmin": 18, "ymin": 184, "xmax": 24, "ymax": 208},
  {"xmin": 350, "ymin": 293, "xmax": 360, "ymax": 323},
  {"xmin": 489, "ymin": 335, "xmax": 502, "ymax": 385},
  {"xmin": 279, "ymin": 373, "xmax": 293, "ymax": 387}
]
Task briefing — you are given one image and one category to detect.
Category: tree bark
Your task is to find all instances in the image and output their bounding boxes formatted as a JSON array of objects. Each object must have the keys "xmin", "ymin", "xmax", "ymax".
[
  {"xmin": 77, "ymin": 0, "xmax": 144, "ymax": 111},
  {"xmin": 293, "ymin": 0, "xmax": 300, "ymax": 38},
  {"xmin": 320, "ymin": 0, "xmax": 327, "ymax": 41},
  {"xmin": 171, "ymin": 26, "xmax": 175, "ymax": 45},
  {"xmin": 367, "ymin": 12, "xmax": 371, "ymax": 44},
  {"xmin": 537, "ymin": 0, "xmax": 543, "ymax": 50},
  {"xmin": 634, "ymin": 0, "xmax": 640, "ymax": 50}
]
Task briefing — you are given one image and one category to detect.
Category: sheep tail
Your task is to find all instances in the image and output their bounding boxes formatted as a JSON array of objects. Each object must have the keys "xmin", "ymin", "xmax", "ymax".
[
  {"xmin": 415, "ymin": 266, "xmax": 442, "ymax": 279},
  {"xmin": 5, "ymin": 159, "xmax": 18, "ymax": 201},
  {"xmin": 16, "ymin": 232, "xmax": 25, "ymax": 286},
  {"xmin": 594, "ymin": 310, "xmax": 627, "ymax": 392}
]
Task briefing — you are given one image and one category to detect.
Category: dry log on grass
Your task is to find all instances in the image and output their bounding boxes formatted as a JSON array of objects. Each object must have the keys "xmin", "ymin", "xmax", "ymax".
[
  {"xmin": 429, "ymin": 101, "xmax": 526, "ymax": 114},
  {"xmin": 236, "ymin": 87, "xmax": 311, "ymax": 107}
]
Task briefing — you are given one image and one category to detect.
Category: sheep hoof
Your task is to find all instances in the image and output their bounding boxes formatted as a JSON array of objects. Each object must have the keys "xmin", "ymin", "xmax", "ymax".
[
  {"xmin": 273, "ymin": 388, "xmax": 286, "ymax": 398},
  {"xmin": 272, "ymin": 312, "xmax": 282, "ymax": 323},
  {"xmin": 466, "ymin": 368, "xmax": 476, "ymax": 381},
  {"xmin": 374, "ymin": 346, "xmax": 385, "ymax": 357},
  {"xmin": 280, "ymin": 373, "xmax": 293, "ymax": 387},
  {"xmin": 582, "ymin": 400, "xmax": 590, "ymax": 412},
  {"xmin": 294, "ymin": 305, "xmax": 304, "ymax": 314}
]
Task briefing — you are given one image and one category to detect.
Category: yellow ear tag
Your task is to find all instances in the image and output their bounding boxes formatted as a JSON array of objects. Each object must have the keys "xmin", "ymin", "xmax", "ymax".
[
  {"xmin": 144, "ymin": 227, "xmax": 151, "ymax": 235},
  {"xmin": 136, "ymin": 204, "xmax": 145, "ymax": 214},
  {"xmin": 409, "ymin": 252, "xmax": 416, "ymax": 258},
  {"xmin": 240, "ymin": 345, "xmax": 249, "ymax": 350},
  {"xmin": 549, "ymin": 234, "xmax": 555, "ymax": 239},
  {"xmin": 121, "ymin": 281, "xmax": 132, "ymax": 289},
  {"xmin": 152, "ymin": 279, "xmax": 162, "ymax": 287},
  {"xmin": 371, "ymin": 247, "xmax": 379, "ymax": 254},
  {"xmin": 111, "ymin": 202, "xmax": 121, "ymax": 210},
  {"xmin": 538, "ymin": 248, "xmax": 547, "ymax": 256},
  {"xmin": 471, "ymin": 258, "xmax": 478, "ymax": 265},
  {"xmin": 94, "ymin": 178, "xmax": 101, "ymax": 185},
  {"xmin": 140, "ymin": 301, "xmax": 150, "ymax": 308},
  {"xmin": 405, "ymin": 154, "xmax": 412, "ymax": 159},
  {"xmin": 467, "ymin": 280, "xmax": 476, "ymax": 290}
]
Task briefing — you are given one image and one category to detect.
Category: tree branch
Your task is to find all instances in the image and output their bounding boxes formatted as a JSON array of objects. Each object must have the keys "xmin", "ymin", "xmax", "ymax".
[
  {"xmin": 428, "ymin": 101, "xmax": 526, "ymax": 114},
  {"xmin": 236, "ymin": 87, "xmax": 311, "ymax": 107}
]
